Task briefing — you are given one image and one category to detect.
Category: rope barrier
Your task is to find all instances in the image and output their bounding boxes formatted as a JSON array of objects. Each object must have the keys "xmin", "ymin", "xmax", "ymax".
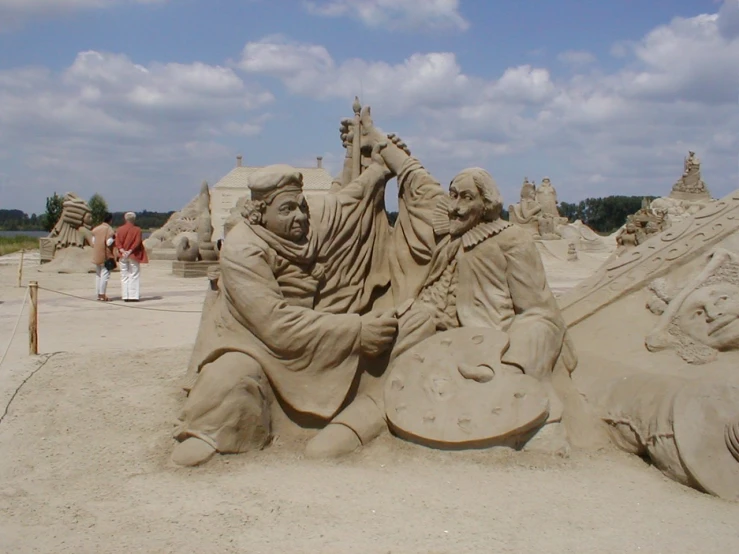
[
  {"xmin": 0, "ymin": 286, "xmax": 29, "ymax": 370},
  {"xmin": 36, "ymin": 286, "xmax": 203, "ymax": 313}
]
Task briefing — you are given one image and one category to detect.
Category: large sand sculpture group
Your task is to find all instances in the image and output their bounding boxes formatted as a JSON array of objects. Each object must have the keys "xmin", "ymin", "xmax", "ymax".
[{"xmin": 164, "ymin": 101, "xmax": 738, "ymax": 502}]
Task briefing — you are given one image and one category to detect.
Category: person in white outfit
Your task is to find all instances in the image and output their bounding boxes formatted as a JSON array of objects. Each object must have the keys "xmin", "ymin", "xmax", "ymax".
[{"xmin": 114, "ymin": 211, "xmax": 148, "ymax": 302}]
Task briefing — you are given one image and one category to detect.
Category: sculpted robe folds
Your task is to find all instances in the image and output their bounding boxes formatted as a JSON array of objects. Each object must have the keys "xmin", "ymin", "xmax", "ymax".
[
  {"xmin": 400, "ymin": 221, "xmax": 574, "ymax": 379},
  {"xmin": 189, "ymin": 164, "xmax": 398, "ymax": 419}
]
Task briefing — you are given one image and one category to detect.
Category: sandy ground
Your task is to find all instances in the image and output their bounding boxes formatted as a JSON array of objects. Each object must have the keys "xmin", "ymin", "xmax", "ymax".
[{"xmin": 1, "ymin": 251, "xmax": 739, "ymax": 553}]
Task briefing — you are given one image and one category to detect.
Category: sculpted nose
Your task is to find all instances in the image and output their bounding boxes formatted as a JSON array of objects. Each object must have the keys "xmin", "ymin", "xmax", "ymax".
[{"xmin": 705, "ymin": 304, "xmax": 723, "ymax": 322}]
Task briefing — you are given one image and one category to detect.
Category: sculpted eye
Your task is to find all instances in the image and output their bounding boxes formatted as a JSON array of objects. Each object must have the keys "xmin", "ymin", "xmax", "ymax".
[{"xmin": 695, "ymin": 309, "xmax": 704, "ymax": 318}]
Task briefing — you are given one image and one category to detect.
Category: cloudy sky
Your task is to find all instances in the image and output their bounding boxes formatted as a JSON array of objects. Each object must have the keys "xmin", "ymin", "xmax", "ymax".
[{"xmin": 1, "ymin": 0, "xmax": 737, "ymax": 214}]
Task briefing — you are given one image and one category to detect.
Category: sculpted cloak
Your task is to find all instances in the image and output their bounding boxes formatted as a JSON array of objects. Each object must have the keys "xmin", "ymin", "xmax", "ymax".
[
  {"xmin": 188, "ymin": 164, "xmax": 392, "ymax": 419},
  {"xmin": 406, "ymin": 220, "xmax": 575, "ymax": 379}
]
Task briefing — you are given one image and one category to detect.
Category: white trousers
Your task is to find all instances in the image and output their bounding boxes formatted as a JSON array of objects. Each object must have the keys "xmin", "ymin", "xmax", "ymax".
[
  {"xmin": 95, "ymin": 264, "xmax": 110, "ymax": 296},
  {"xmin": 119, "ymin": 258, "xmax": 141, "ymax": 300}
]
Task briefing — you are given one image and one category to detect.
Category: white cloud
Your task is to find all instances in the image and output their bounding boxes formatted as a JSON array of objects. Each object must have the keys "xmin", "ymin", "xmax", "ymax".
[
  {"xmin": 239, "ymin": 36, "xmax": 472, "ymax": 111},
  {"xmin": 0, "ymin": 51, "xmax": 273, "ymax": 211},
  {"xmin": 239, "ymin": 1, "xmax": 739, "ymax": 203},
  {"xmin": 303, "ymin": 0, "xmax": 469, "ymax": 31}
]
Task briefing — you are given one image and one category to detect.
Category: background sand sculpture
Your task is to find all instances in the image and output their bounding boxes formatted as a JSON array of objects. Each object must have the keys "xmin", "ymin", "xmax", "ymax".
[
  {"xmin": 38, "ymin": 192, "xmax": 96, "ymax": 274},
  {"xmin": 559, "ymin": 189, "xmax": 739, "ymax": 499}
]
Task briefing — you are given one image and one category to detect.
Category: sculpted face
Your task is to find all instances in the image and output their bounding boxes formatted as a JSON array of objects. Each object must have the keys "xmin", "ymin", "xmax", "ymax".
[
  {"xmin": 676, "ymin": 283, "xmax": 739, "ymax": 351},
  {"xmin": 263, "ymin": 191, "xmax": 309, "ymax": 242},
  {"xmin": 448, "ymin": 175, "xmax": 485, "ymax": 237}
]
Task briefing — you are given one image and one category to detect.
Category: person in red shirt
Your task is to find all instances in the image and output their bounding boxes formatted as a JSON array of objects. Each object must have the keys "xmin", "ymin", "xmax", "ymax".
[{"xmin": 114, "ymin": 211, "xmax": 148, "ymax": 302}]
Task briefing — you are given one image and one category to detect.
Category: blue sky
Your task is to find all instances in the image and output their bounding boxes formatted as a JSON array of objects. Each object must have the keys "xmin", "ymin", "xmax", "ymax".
[{"xmin": 0, "ymin": 0, "xmax": 737, "ymax": 214}]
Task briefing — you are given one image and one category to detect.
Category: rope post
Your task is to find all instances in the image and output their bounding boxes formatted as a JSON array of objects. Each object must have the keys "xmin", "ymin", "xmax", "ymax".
[
  {"xmin": 28, "ymin": 281, "xmax": 38, "ymax": 355},
  {"xmin": 17, "ymin": 249, "xmax": 24, "ymax": 288}
]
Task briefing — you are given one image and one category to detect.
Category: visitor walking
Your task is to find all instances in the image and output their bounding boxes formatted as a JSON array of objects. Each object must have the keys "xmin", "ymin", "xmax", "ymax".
[
  {"xmin": 115, "ymin": 211, "xmax": 148, "ymax": 302},
  {"xmin": 91, "ymin": 212, "xmax": 116, "ymax": 302}
]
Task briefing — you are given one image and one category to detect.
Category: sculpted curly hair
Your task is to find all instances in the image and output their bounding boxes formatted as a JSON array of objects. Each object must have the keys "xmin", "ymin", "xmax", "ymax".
[{"xmin": 241, "ymin": 199, "xmax": 266, "ymax": 226}]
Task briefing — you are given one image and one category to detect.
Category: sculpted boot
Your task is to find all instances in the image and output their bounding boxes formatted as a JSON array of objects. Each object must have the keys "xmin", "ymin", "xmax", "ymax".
[{"xmin": 304, "ymin": 394, "xmax": 386, "ymax": 459}]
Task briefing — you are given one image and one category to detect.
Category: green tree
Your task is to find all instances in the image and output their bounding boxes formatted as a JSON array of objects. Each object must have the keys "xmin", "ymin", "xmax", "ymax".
[
  {"xmin": 89, "ymin": 193, "xmax": 109, "ymax": 226},
  {"xmin": 41, "ymin": 193, "xmax": 63, "ymax": 232}
]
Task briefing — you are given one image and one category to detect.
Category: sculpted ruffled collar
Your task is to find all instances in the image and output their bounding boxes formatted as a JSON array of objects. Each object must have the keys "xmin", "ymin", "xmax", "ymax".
[
  {"xmin": 461, "ymin": 219, "xmax": 512, "ymax": 250},
  {"xmin": 432, "ymin": 196, "xmax": 512, "ymax": 250}
]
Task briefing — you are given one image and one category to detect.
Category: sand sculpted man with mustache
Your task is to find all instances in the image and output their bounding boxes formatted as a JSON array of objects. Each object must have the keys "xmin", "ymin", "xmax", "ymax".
[{"xmin": 350, "ymin": 114, "xmax": 578, "ymax": 451}]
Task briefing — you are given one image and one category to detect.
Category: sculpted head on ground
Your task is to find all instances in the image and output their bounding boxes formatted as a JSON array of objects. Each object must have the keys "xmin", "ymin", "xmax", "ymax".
[
  {"xmin": 244, "ymin": 165, "xmax": 310, "ymax": 242},
  {"xmin": 646, "ymin": 249, "xmax": 739, "ymax": 363},
  {"xmin": 448, "ymin": 168, "xmax": 502, "ymax": 237},
  {"xmin": 675, "ymin": 283, "xmax": 739, "ymax": 351}
]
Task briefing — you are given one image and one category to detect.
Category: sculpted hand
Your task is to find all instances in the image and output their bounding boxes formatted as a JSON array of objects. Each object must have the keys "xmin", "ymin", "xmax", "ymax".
[
  {"xmin": 359, "ymin": 309, "xmax": 398, "ymax": 358},
  {"xmin": 369, "ymin": 142, "xmax": 393, "ymax": 177},
  {"xmin": 339, "ymin": 106, "xmax": 386, "ymax": 154}
]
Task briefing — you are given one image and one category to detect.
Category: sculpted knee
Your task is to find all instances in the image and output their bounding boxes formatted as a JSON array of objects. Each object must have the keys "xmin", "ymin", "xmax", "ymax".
[{"xmin": 177, "ymin": 352, "xmax": 271, "ymax": 456}]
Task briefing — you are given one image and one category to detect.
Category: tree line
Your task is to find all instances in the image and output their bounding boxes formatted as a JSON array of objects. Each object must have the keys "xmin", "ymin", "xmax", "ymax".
[
  {"xmin": 4, "ymin": 193, "xmax": 652, "ymax": 235},
  {"xmin": 386, "ymin": 196, "xmax": 650, "ymax": 234},
  {"xmin": 1, "ymin": 193, "xmax": 174, "ymax": 232},
  {"xmin": 558, "ymin": 196, "xmax": 656, "ymax": 234}
]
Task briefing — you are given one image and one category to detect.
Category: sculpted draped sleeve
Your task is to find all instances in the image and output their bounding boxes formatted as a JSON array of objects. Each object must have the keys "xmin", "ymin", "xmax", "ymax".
[
  {"xmin": 195, "ymin": 223, "xmax": 363, "ymax": 419},
  {"xmin": 390, "ymin": 157, "xmax": 445, "ymax": 304},
  {"xmin": 497, "ymin": 229, "xmax": 567, "ymax": 379},
  {"xmin": 312, "ymin": 163, "xmax": 392, "ymax": 314}
]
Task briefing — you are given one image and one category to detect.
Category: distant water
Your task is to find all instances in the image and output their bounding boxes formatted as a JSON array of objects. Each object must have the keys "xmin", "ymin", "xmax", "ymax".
[{"xmin": 0, "ymin": 230, "xmax": 151, "ymax": 238}]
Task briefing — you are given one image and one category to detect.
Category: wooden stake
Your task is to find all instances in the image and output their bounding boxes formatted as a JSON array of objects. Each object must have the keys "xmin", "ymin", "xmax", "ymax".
[
  {"xmin": 17, "ymin": 249, "xmax": 24, "ymax": 287},
  {"xmin": 28, "ymin": 281, "xmax": 38, "ymax": 355}
]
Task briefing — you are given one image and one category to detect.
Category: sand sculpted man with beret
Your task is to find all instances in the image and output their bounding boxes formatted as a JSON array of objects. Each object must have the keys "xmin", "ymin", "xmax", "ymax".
[{"xmin": 173, "ymin": 136, "xmax": 446, "ymax": 465}]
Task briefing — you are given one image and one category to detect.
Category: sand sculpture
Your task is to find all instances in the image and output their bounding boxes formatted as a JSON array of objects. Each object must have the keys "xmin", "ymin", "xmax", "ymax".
[
  {"xmin": 600, "ymin": 374, "xmax": 739, "ymax": 501},
  {"xmin": 671, "ymin": 151, "xmax": 711, "ymax": 201},
  {"xmin": 616, "ymin": 152, "xmax": 715, "ymax": 242},
  {"xmin": 173, "ymin": 101, "xmax": 585, "ymax": 466},
  {"xmin": 615, "ymin": 198, "xmax": 668, "ymax": 252},
  {"xmin": 559, "ymin": 190, "xmax": 739, "ymax": 500},
  {"xmin": 508, "ymin": 178, "xmax": 540, "ymax": 231},
  {"xmin": 38, "ymin": 192, "xmax": 96, "ymax": 273},
  {"xmin": 567, "ymin": 242, "xmax": 578, "ymax": 262},
  {"xmin": 509, "ymin": 178, "xmax": 606, "ymax": 251},
  {"xmin": 145, "ymin": 181, "xmax": 217, "ymax": 262},
  {"xmin": 645, "ymin": 248, "xmax": 739, "ymax": 364}
]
